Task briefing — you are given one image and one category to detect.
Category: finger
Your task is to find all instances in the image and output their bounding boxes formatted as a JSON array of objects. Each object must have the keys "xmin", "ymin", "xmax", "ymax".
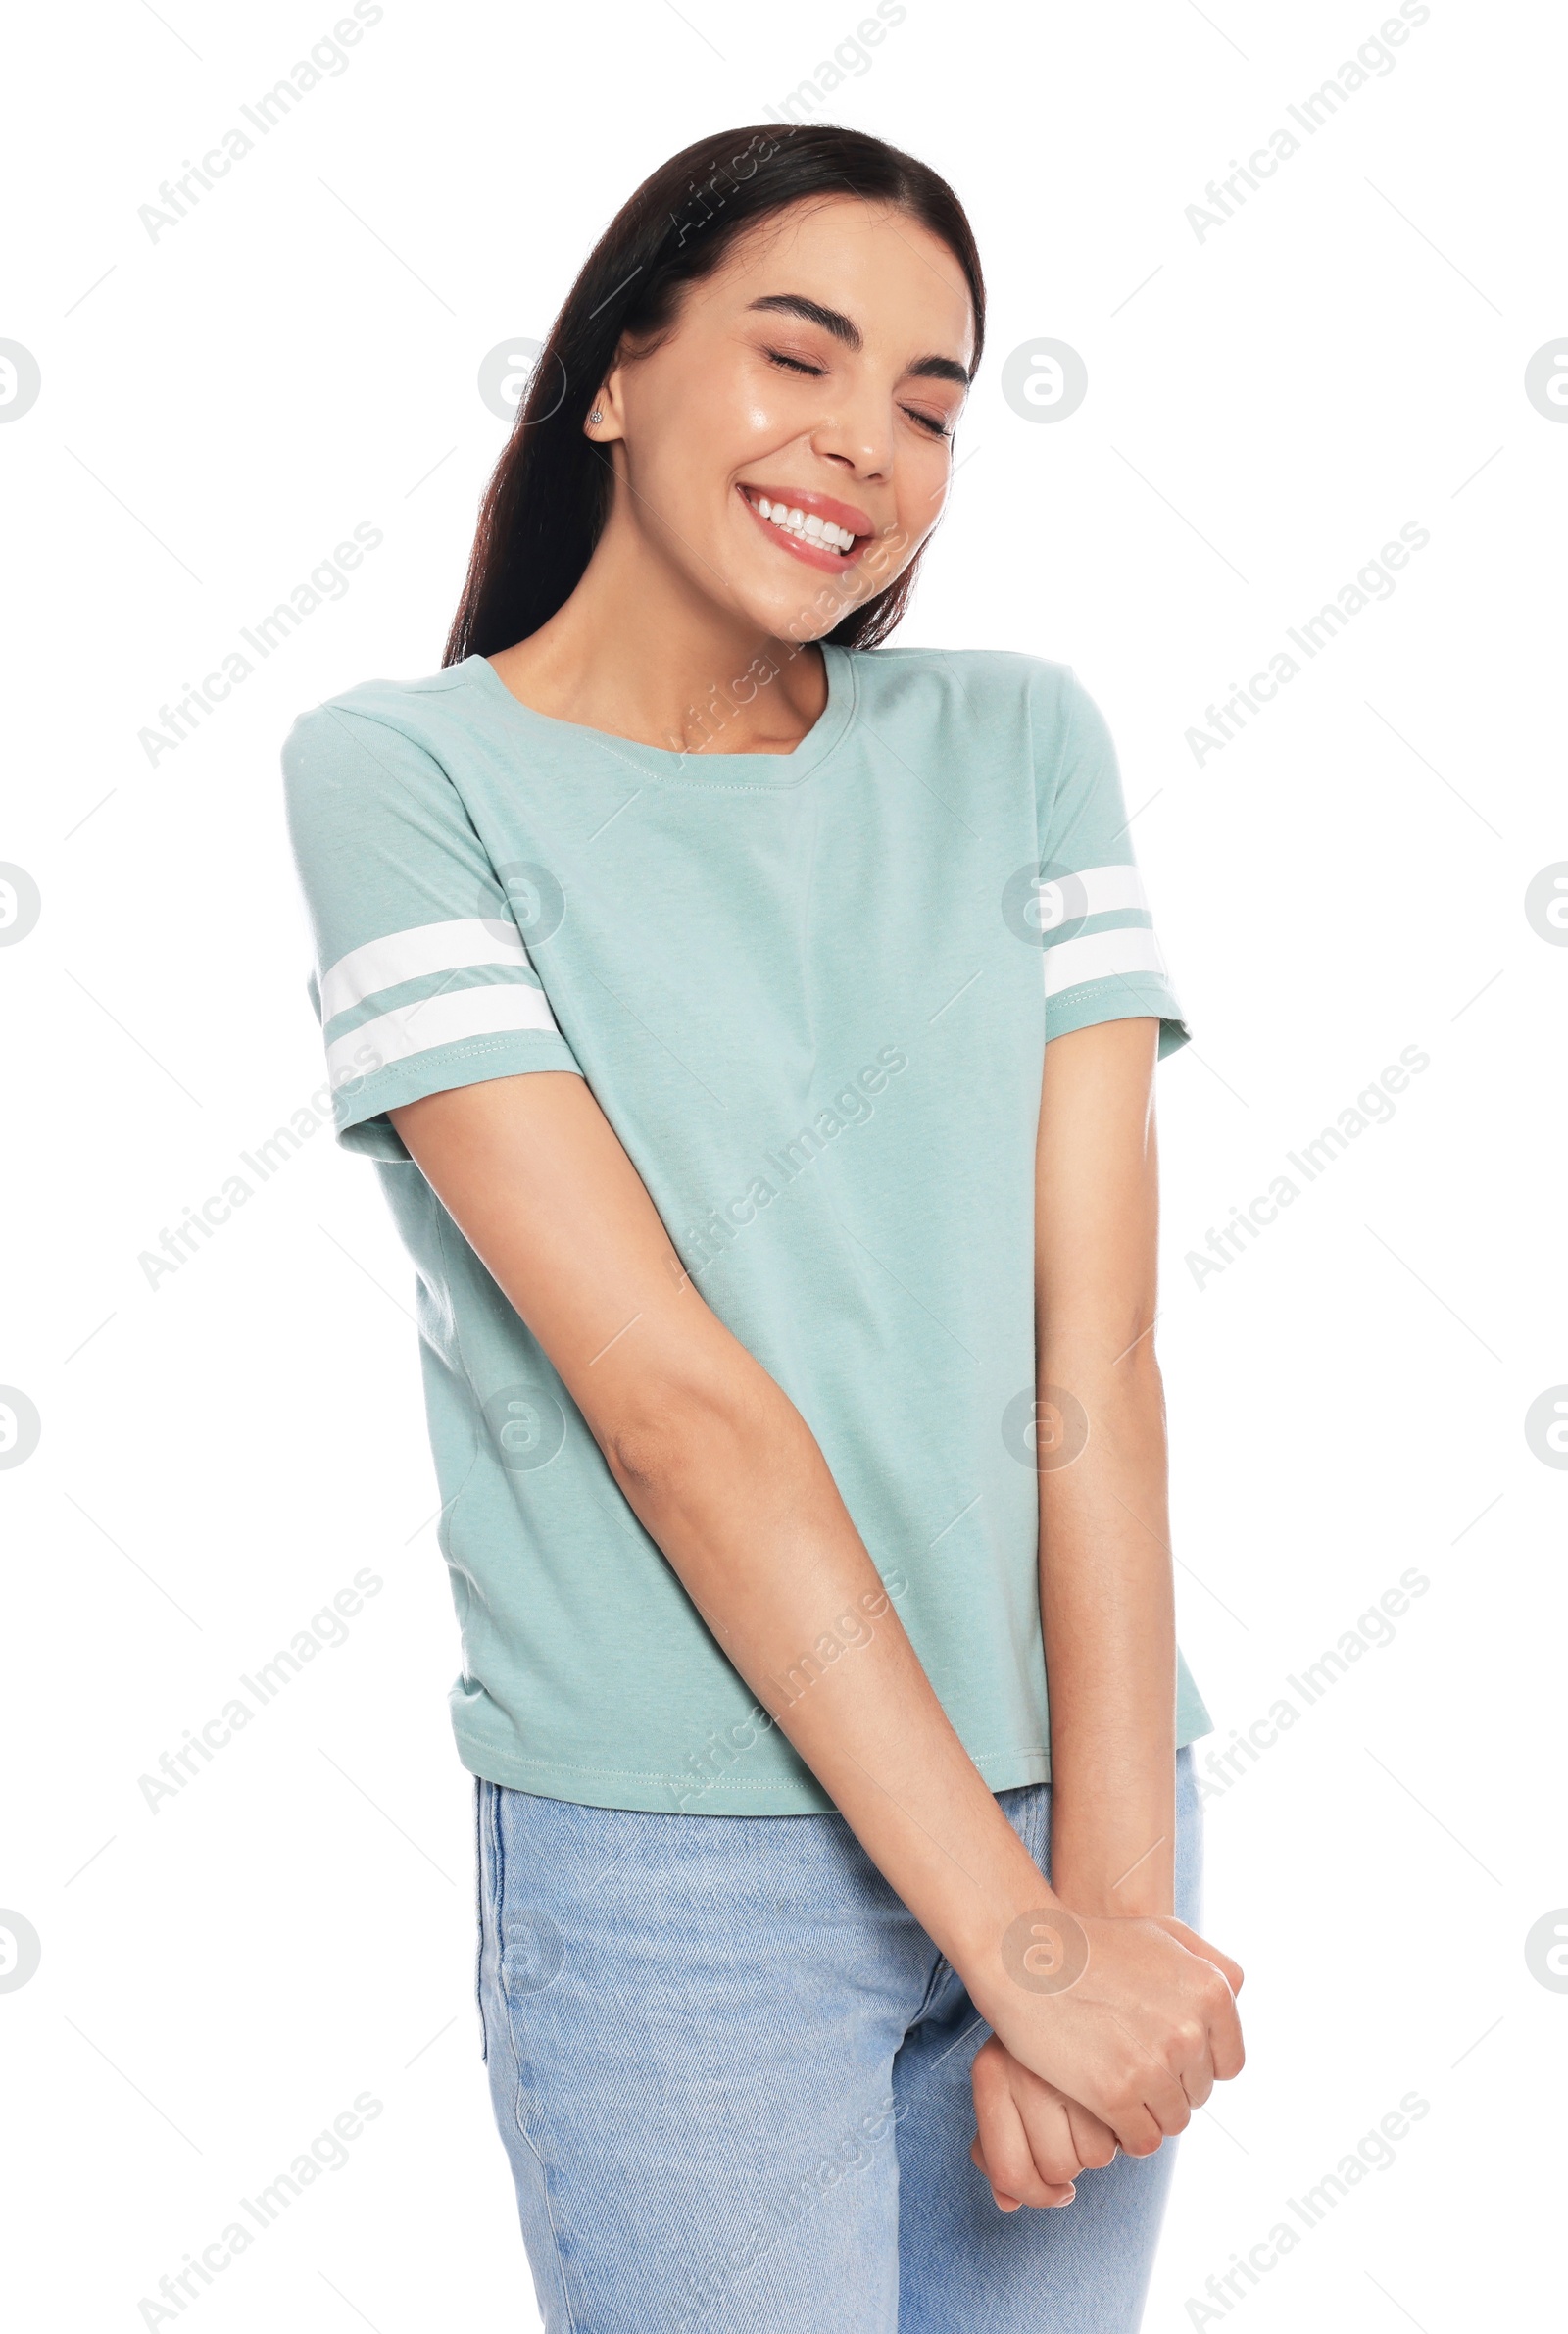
[
  {"xmin": 1109, "ymin": 2107, "xmax": 1163, "ymax": 2158},
  {"xmin": 973, "ymin": 2097, "xmax": 1077, "ymax": 2209},
  {"xmin": 1148, "ymin": 1922, "xmax": 1246, "ymax": 2081},
  {"xmin": 1179, "ymin": 2053, "xmax": 1214, "ymax": 2111},
  {"xmin": 1063, "ymin": 2097, "xmax": 1118, "ymax": 2172},
  {"xmin": 1203, "ymin": 1969, "xmax": 1241, "ymax": 2081},
  {"xmin": 1096, "ymin": 2017, "xmax": 1188, "ymax": 2154},
  {"xmin": 1176, "ymin": 1952, "xmax": 1247, "ymax": 2083},
  {"xmin": 971, "ymin": 2129, "xmax": 1074, "ymax": 2210},
  {"xmin": 1154, "ymin": 1913, "xmax": 1245, "ymax": 1993},
  {"xmin": 972, "ymin": 2084, "xmax": 1076, "ymax": 2210},
  {"xmin": 971, "ymin": 2131, "xmax": 1047, "ymax": 2212},
  {"xmin": 1169, "ymin": 2016, "xmax": 1217, "ymax": 2111},
  {"xmin": 1084, "ymin": 2053, "xmax": 1162, "ymax": 2158},
  {"xmin": 1013, "ymin": 2083, "xmax": 1091, "ymax": 2191},
  {"xmin": 971, "ymin": 2042, "xmax": 1081, "ymax": 2209},
  {"xmin": 1147, "ymin": 2062, "xmax": 1194, "ymax": 2139},
  {"xmin": 970, "ymin": 2132, "xmax": 1024, "ymax": 2210},
  {"xmin": 1157, "ymin": 1917, "xmax": 1245, "ymax": 1997}
]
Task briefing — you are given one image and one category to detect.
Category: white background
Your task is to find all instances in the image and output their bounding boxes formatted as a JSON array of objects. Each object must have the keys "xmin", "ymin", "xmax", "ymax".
[{"xmin": 3, "ymin": 1, "xmax": 1563, "ymax": 2326}]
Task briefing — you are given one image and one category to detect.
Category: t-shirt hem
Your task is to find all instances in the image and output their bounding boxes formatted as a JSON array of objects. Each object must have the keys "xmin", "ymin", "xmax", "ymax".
[
  {"xmin": 455, "ymin": 1728, "xmax": 1054, "ymax": 1814},
  {"xmin": 333, "ymin": 1031, "xmax": 585, "ymax": 1158},
  {"xmin": 1045, "ymin": 974, "xmax": 1192, "ymax": 1060},
  {"xmin": 1177, "ymin": 1691, "xmax": 1214, "ymax": 1746},
  {"xmin": 454, "ymin": 1716, "xmax": 1214, "ymax": 1813}
]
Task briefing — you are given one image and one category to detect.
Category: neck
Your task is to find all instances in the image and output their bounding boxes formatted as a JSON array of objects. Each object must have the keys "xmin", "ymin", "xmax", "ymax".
[{"xmin": 485, "ymin": 510, "xmax": 829, "ymax": 757}]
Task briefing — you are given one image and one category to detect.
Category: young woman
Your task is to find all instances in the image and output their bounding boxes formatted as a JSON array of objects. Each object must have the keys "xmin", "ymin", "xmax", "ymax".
[{"xmin": 282, "ymin": 124, "xmax": 1244, "ymax": 2334}]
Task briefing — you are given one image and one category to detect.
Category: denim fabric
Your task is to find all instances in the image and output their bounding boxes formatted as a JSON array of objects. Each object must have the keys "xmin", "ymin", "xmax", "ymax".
[{"xmin": 474, "ymin": 1746, "xmax": 1201, "ymax": 2332}]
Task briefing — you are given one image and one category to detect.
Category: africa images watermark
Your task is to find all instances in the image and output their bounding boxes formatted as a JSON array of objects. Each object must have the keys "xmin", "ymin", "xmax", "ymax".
[
  {"xmin": 662, "ymin": 518, "xmax": 916, "ymax": 761},
  {"xmin": 1184, "ymin": 521, "xmax": 1431, "ymax": 767},
  {"xmin": 1184, "ymin": 2088, "xmax": 1431, "ymax": 2325},
  {"xmin": 1001, "ymin": 1905, "xmax": 1090, "ymax": 1994},
  {"xmin": 674, "ymin": 1565, "xmax": 912, "ymax": 1812},
  {"xmin": 137, "ymin": 522, "xmax": 384, "ymax": 768},
  {"xmin": 470, "ymin": 123, "xmax": 797, "ymax": 428},
  {"xmin": 1183, "ymin": 1043, "xmax": 1431, "ymax": 1290},
  {"xmin": 136, "ymin": 2, "xmax": 387, "ymax": 243},
  {"xmin": 760, "ymin": 0, "xmax": 909, "ymax": 125},
  {"xmin": 135, "ymin": 2091, "xmax": 384, "ymax": 2328},
  {"xmin": 136, "ymin": 1051, "xmax": 377, "ymax": 1292},
  {"xmin": 667, "ymin": 1043, "xmax": 910, "ymax": 1286},
  {"xmin": 135, "ymin": 1566, "xmax": 384, "ymax": 1814},
  {"xmin": 1194, "ymin": 1559, "xmax": 1431, "ymax": 1808},
  {"xmin": 673, "ymin": 2089, "xmax": 908, "ymax": 2333},
  {"xmin": 1184, "ymin": 0, "xmax": 1434, "ymax": 244}
]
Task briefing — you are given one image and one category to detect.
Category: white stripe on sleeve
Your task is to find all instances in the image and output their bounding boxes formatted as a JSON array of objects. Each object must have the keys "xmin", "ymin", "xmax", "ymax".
[
  {"xmin": 321, "ymin": 918, "xmax": 529, "ymax": 1025},
  {"xmin": 1034, "ymin": 864, "xmax": 1149, "ymax": 932},
  {"xmin": 1043, "ymin": 925, "xmax": 1170, "ymax": 1000},
  {"xmin": 326, "ymin": 980, "xmax": 562, "ymax": 1092}
]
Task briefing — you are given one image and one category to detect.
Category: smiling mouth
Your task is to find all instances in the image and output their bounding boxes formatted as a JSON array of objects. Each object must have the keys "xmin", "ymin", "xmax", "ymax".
[{"xmin": 736, "ymin": 483, "xmax": 873, "ymax": 569}]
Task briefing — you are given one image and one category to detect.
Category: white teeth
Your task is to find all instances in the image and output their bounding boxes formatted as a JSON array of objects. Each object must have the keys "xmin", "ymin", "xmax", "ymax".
[{"xmin": 748, "ymin": 492, "xmax": 856, "ymax": 553}]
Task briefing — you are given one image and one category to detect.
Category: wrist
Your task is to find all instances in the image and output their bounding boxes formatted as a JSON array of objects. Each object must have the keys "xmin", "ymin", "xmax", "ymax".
[
  {"xmin": 943, "ymin": 1856, "xmax": 1077, "ymax": 2020},
  {"xmin": 1047, "ymin": 1777, "xmax": 1178, "ymax": 1922},
  {"xmin": 1051, "ymin": 1868, "xmax": 1172, "ymax": 1920}
]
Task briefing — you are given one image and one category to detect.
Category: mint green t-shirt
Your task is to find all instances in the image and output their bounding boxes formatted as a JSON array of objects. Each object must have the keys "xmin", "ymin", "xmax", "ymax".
[{"xmin": 280, "ymin": 643, "xmax": 1213, "ymax": 1813}]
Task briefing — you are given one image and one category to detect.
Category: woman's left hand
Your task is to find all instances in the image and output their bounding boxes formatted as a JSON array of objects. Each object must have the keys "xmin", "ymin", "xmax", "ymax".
[{"xmin": 968, "ymin": 2032, "xmax": 1119, "ymax": 2210}]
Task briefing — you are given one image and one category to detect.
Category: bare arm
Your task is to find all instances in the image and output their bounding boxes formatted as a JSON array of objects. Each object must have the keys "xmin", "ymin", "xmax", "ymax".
[
  {"xmin": 1035, "ymin": 1016, "xmax": 1179, "ymax": 1917},
  {"xmin": 389, "ymin": 1068, "xmax": 1241, "ymax": 2158},
  {"xmin": 390, "ymin": 1072, "xmax": 1052, "ymax": 1926},
  {"xmin": 969, "ymin": 1018, "xmax": 1245, "ymax": 2210}
]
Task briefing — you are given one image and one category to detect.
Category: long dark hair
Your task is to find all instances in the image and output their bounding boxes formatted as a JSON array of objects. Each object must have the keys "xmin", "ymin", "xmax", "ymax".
[{"xmin": 442, "ymin": 124, "xmax": 985, "ymax": 665}]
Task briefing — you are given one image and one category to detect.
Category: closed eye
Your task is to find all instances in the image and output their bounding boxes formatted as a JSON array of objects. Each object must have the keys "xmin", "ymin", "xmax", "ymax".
[{"xmin": 763, "ymin": 348, "xmax": 954, "ymax": 440}]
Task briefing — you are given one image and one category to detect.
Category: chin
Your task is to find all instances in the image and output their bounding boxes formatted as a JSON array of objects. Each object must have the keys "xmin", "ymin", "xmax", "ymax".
[{"xmin": 721, "ymin": 588, "xmax": 822, "ymax": 645}]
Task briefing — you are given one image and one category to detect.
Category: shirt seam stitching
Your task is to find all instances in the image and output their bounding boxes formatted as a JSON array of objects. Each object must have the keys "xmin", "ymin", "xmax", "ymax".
[
  {"xmin": 453, "ymin": 649, "xmax": 862, "ymax": 794},
  {"xmin": 456, "ymin": 1745, "xmax": 1054, "ymax": 1786}
]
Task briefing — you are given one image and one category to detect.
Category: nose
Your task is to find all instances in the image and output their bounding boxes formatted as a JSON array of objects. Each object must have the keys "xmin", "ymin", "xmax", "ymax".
[{"xmin": 808, "ymin": 392, "xmax": 893, "ymax": 485}]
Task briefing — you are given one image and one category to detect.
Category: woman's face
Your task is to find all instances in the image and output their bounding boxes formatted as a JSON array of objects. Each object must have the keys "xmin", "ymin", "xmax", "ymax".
[{"xmin": 594, "ymin": 194, "xmax": 975, "ymax": 643}]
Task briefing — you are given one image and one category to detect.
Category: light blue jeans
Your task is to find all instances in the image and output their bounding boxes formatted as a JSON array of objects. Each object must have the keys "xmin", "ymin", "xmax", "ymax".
[{"xmin": 474, "ymin": 1745, "xmax": 1201, "ymax": 2332}]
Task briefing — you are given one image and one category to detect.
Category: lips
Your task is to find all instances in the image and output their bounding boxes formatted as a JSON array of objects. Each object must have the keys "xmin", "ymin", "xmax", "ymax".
[{"xmin": 736, "ymin": 481, "xmax": 875, "ymax": 571}]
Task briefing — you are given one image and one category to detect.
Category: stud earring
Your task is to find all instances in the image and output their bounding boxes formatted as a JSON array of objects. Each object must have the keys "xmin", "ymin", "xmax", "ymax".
[{"xmin": 588, "ymin": 408, "xmax": 603, "ymax": 423}]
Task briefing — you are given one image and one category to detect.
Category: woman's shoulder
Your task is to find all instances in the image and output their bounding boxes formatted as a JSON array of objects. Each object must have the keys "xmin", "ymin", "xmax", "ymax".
[
  {"xmin": 280, "ymin": 662, "xmax": 502, "ymax": 809},
  {"xmin": 279, "ymin": 661, "xmax": 499, "ymax": 828},
  {"xmin": 848, "ymin": 641, "xmax": 1092, "ymax": 725},
  {"xmin": 285, "ymin": 658, "xmax": 484, "ymax": 746}
]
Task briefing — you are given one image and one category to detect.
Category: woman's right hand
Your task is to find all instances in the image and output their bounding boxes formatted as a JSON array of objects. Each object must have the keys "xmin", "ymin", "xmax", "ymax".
[
  {"xmin": 970, "ymin": 2037, "xmax": 1118, "ymax": 2210},
  {"xmin": 965, "ymin": 1907, "xmax": 1246, "ymax": 2161}
]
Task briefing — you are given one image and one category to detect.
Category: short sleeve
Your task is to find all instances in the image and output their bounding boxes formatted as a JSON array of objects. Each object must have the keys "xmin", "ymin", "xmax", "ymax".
[
  {"xmin": 280, "ymin": 702, "xmax": 584, "ymax": 1160},
  {"xmin": 1033, "ymin": 668, "xmax": 1191, "ymax": 1060}
]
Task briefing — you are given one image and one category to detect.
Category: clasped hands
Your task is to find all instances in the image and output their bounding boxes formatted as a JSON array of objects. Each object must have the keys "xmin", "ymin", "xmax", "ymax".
[{"xmin": 967, "ymin": 1909, "xmax": 1246, "ymax": 2212}]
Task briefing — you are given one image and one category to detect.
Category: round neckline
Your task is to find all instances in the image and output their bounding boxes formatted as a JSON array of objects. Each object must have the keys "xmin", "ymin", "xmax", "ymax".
[{"xmin": 460, "ymin": 641, "xmax": 857, "ymax": 788}]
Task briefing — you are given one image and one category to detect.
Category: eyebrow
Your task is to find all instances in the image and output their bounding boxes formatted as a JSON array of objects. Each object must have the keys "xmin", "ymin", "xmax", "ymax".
[{"xmin": 745, "ymin": 293, "xmax": 971, "ymax": 389}]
